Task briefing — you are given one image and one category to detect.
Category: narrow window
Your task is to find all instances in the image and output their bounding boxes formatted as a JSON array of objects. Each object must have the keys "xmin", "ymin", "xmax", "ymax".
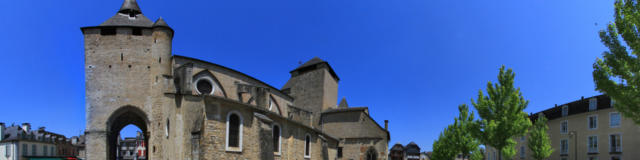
[
  {"xmin": 610, "ymin": 112, "xmax": 621, "ymax": 127},
  {"xmin": 22, "ymin": 144, "xmax": 27, "ymax": 156},
  {"xmin": 337, "ymin": 147, "xmax": 343, "ymax": 158},
  {"xmin": 589, "ymin": 156, "xmax": 598, "ymax": 160},
  {"xmin": 520, "ymin": 146, "xmax": 525, "ymax": 158},
  {"xmin": 304, "ymin": 134, "xmax": 311, "ymax": 158},
  {"xmin": 132, "ymin": 28, "xmax": 142, "ymax": 36},
  {"xmin": 560, "ymin": 139, "xmax": 568, "ymax": 154},
  {"xmin": 610, "ymin": 134, "xmax": 621, "ymax": 153},
  {"xmin": 589, "ymin": 115, "xmax": 598, "ymax": 129},
  {"xmin": 272, "ymin": 124, "xmax": 281, "ymax": 154},
  {"xmin": 165, "ymin": 119, "xmax": 170, "ymax": 138},
  {"xmin": 226, "ymin": 112, "xmax": 243, "ymax": 151},
  {"xmin": 588, "ymin": 136, "xmax": 598, "ymax": 153},
  {"xmin": 5, "ymin": 145, "xmax": 11, "ymax": 157},
  {"xmin": 32, "ymin": 145, "xmax": 36, "ymax": 156},
  {"xmin": 100, "ymin": 28, "xmax": 116, "ymax": 35},
  {"xmin": 611, "ymin": 156, "xmax": 621, "ymax": 160},
  {"xmin": 562, "ymin": 105, "xmax": 569, "ymax": 117},
  {"xmin": 589, "ymin": 98, "xmax": 598, "ymax": 111},
  {"xmin": 561, "ymin": 120, "xmax": 568, "ymax": 134},
  {"xmin": 269, "ymin": 98, "xmax": 274, "ymax": 111},
  {"xmin": 43, "ymin": 146, "xmax": 47, "ymax": 156},
  {"xmin": 51, "ymin": 146, "xmax": 54, "ymax": 156}
]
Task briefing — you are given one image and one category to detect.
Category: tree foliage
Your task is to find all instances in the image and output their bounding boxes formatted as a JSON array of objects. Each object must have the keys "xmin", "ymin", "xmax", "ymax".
[
  {"xmin": 527, "ymin": 113, "xmax": 553, "ymax": 160},
  {"xmin": 470, "ymin": 66, "xmax": 532, "ymax": 160},
  {"xmin": 449, "ymin": 104, "xmax": 480, "ymax": 159},
  {"xmin": 594, "ymin": 0, "xmax": 640, "ymax": 124},
  {"xmin": 470, "ymin": 148, "xmax": 485, "ymax": 160},
  {"xmin": 432, "ymin": 130, "xmax": 456, "ymax": 160},
  {"xmin": 432, "ymin": 104, "xmax": 481, "ymax": 160}
]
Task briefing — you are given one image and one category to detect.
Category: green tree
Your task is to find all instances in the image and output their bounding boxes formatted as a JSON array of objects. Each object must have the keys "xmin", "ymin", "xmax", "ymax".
[
  {"xmin": 527, "ymin": 113, "xmax": 553, "ymax": 160},
  {"xmin": 432, "ymin": 130, "xmax": 456, "ymax": 160},
  {"xmin": 470, "ymin": 66, "xmax": 532, "ymax": 160},
  {"xmin": 594, "ymin": 0, "xmax": 640, "ymax": 124},
  {"xmin": 432, "ymin": 104, "xmax": 481, "ymax": 160},
  {"xmin": 470, "ymin": 147, "xmax": 485, "ymax": 160},
  {"xmin": 449, "ymin": 104, "xmax": 480, "ymax": 159}
]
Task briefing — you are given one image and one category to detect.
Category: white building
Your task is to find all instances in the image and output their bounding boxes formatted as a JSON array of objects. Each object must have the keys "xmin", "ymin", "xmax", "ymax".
[{"xmin": 0, "ymin": 123, "xmax": 63, "ymax": 160}]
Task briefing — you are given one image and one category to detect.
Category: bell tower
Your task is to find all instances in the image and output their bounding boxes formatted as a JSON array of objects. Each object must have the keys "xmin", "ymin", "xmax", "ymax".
[{"xmin": 81, "ymin": 0, "xmax": 173, "ymax": 159}]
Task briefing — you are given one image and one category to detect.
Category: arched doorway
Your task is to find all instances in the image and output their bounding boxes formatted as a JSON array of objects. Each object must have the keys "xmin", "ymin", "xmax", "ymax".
[
  {"xmin": 107, "ymin": 106, "xmax": 149, "ymax": 160},
  {"xmin": 365, "ymin": 147, "xmax": 377, "ymax": 160}
]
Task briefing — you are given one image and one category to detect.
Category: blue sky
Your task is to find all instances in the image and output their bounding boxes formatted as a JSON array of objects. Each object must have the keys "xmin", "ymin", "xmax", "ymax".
[{"xmin": 0, "ymin": 0, "xmax": 614, "ymax": 151}]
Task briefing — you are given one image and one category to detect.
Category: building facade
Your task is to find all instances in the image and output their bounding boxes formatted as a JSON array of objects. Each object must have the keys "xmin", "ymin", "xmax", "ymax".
[
  {"xmin": 81, "ymin": 0, "xmax": 390, "ymax": 160},
  {"xmin": 0, "ymin": 123, "xmax": 77, "ymax": 160},
  {"xmin": 485, "ymin": 95, "xmax": 640, "ymax": 160},
  {"xmin": 388, "ymin": 142, "xmax": 421, "ymax": 160},
  {"xmin": 116, "ymin": 132, "xmax": 146, "ymax": 160}
]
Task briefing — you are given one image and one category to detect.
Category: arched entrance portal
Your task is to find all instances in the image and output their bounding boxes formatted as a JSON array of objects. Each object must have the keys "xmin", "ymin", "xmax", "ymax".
[
  {"xmin": 366, "ymin": 147, "xmax": 378, "ymax": 160},
  {"xmin": 107, "ymin": 106, "xmax": 149, "ymax": 160}
]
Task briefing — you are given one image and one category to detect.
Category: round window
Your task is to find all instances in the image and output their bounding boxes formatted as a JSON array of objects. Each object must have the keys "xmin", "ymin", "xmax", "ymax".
[{"xmin": 196, "ymin": 79, "xmax": 214, "ymax": 95}]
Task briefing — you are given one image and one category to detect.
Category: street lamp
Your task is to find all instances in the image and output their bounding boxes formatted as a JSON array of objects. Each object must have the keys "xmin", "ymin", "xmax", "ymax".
[{"xmin": 568, "ymin": 131, "xmax": 577, "ymax": 160}]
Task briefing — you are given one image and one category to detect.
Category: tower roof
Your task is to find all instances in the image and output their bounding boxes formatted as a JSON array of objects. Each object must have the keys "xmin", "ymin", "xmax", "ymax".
[
  {"xmin": 153, "ymin": 17, "xmax": 170, "ymax": 28},
  {"xmin": 289, "ymin": 57, "xmax": 340, "ymax": 81},
  {"xmin": 119, "ymin": 0, "xmax": 142, "ymax": 14},
  {"xmin": 338, "ymin": 97, "xmax": 348, "ymax": 108},
  {"xmin": 100, "ymin": 0, "xmax": 153, "ymax": 27}
]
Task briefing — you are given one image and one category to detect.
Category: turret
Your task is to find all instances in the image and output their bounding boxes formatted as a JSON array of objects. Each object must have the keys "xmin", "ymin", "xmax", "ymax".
[{"xmin": 282, "ymin": 57, "xmax": 339, "ymax": 127}]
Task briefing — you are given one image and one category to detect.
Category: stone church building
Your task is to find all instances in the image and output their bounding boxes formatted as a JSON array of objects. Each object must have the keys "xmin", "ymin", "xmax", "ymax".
[{"xmin": 81, "ymin": 0, "xmax": 390, "ymax": 159}]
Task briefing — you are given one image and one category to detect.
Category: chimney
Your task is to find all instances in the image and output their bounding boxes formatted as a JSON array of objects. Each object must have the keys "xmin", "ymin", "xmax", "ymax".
[
  {"xmin": 21, "ymin": 123, "xmax": 31, "ymax": 132},
  {"xmin": 581, "ymin": 96, "xmax": 584, "ymax": 101},
  {"xmin": 384, "ymin": 120, "xmax": 389, "ymax": 131},
  {"xmin": 0, "ymin": 122, "xmax": 5, "ymax": 141},
  {"xmin": 38, "ymin": 127, "xmax": 46, "ymax": 132}
]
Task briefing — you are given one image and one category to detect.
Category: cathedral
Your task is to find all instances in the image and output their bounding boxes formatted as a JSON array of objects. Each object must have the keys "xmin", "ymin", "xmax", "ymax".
[{"xmin": 81, "ymin": 0, "xmax": 390, "ymax": 159}]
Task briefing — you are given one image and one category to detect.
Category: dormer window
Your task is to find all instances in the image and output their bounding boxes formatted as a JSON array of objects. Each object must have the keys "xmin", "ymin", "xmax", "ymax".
[
  {"xmin": 562, "ymin": 105, "xmax": 568, "ymax": 117},
  {"xmin": 589, "ymin": 98, "xmax": 597, "ymax": 111}
]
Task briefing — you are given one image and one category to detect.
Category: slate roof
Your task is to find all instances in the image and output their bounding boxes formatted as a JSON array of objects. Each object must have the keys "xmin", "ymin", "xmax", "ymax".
[
  {"xmin": 404, "ymin": 142, "xmax": 421, "ymax": 154},
  {"xmin": 321, "ymin": 107, "xmax": 368, "ymax": 114},
  {"xmin": 529, "ymin": 94, "xmax": 612, "ymax": 122},
  {"xmin": 294, "ymin": 57, "xmax": 326, "ymax": 70},
  {"xmin": 100, "ymin": 0, "xmax": 154, "ymax": 27},
  {"xmin": 283, "ymin": 57, "xmax": 340, "ymax": 90},
  {"xmin": 338, "ymin": 97, "xmax": 348, "ymax": 108},
  {"xmin": 153, "ymin": 17, "xmax": 170, "ymax": 27},
  {"xmin": 391, "ymin": 143, "xmax": 404, "ymax": 151}
]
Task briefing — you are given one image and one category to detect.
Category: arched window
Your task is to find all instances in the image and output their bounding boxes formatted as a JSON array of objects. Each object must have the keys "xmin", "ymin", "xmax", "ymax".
[
  {"xmin": 226, "ymin": 111, "xmax": 243, "ymax": 151},
  {"xmin": 366, "ymin": 148, "xmax": 378, "ymax": 160},
  {"xmin": 304, "ymin": 134, "xmax": 311, "ymax": 158},
  {"xmin": 272, "ymin": 124, "xmax": 281, "ymax": 154}
]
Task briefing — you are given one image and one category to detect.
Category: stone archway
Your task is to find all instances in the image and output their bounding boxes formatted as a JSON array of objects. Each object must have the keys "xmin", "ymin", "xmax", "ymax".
[
  {"xmin": 365, "ymin": 147, "xmax": 378, "ymax": 160},
  {"xmin": 106, "ymin": 106, "xmax": 150, "ymax": 160}
]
